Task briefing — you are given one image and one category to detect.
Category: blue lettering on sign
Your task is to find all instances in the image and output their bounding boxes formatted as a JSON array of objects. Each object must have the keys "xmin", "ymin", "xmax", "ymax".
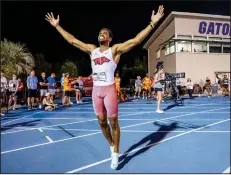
[
  {"xmin": 198, "ymin": 21, "xmax": 207, "ymax": 34},
  {"xmin": 222, "ymin": 23, "xmax": 229, "ymax": 35},
  {"xmin": 206, "ymin": 22, "xmax": 214, "ymax": 34},
  {"xmin": 198, "ymin": 21, "xmax": 230, "ymax": 36}
]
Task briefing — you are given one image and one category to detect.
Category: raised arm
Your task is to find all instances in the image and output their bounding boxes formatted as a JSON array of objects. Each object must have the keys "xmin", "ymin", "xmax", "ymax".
[
  {"xmin": 114, "ymin": 5, "xmax": 164, "ymax": 55},
  {"xmin": 45, "ymin": 13, "xmax": 96, "ymax": 54}
]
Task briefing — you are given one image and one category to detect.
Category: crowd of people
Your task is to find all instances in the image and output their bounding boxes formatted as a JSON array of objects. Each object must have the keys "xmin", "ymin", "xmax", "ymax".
[
  {"xmin": 1, "ymin": 69, "xmax": 230, "ymax": 117},
  {"xmin": 0, "ymin": 70, "xmax": 85, "ymax": 116}
]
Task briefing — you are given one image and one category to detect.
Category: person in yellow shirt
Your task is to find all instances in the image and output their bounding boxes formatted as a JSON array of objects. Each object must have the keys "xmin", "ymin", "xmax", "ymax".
[
  {"xmin": 63, "ymin": 73, "xmax": 72, "ymax": 105},
  {"xmin": 115, "ymin": 73, "xmax": 121, "ymax": 99},
  {"xmin": 142, "ymin": 73, "xmax": 153, "ymax": 99}
]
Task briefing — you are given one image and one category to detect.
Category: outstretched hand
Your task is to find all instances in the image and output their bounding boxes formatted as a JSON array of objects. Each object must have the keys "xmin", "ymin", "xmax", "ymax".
[
  {"xmin": 151, "ymin": 5, "xmax": 164, "ymax": 24},
  {"xmin": 45, "ymin": 12, "xmax": 60, "ymax": 27}
]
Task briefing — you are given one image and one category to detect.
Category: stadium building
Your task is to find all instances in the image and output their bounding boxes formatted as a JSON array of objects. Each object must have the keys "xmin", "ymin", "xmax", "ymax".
[{"xmin": 143, "ymin": 11, "xmax": 230, "ymax": 86}]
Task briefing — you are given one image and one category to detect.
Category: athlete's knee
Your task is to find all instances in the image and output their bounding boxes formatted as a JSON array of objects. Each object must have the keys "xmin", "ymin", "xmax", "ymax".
[
  {"xmin": 109, "ymin": 118, "xmax": 119, "ymax": 130},
  {"xmin": 97, "ymin": 116, "xmax": 107, "ymax": 127}
]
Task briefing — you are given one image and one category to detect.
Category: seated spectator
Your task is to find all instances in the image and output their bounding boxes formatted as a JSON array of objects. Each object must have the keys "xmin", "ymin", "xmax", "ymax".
[{"xmin": 42, "ymin": 93, "xmax": 57, "ymax": 111}]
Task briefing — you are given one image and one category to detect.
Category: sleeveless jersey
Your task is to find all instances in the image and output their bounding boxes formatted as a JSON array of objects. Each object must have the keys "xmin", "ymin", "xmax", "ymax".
[{"xmin": 91, "ymin": 47, "xmax": 117, "ymax": 86}]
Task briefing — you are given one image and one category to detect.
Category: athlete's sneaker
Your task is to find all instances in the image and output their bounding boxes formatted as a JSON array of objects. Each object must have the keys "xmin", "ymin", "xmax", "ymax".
[
  {"xmin": 134, "ymin": 96, "xmax": 136, "ymax": 98},
  {"xmin": 111, "ymin": 152, "xmax": 119, "ymax": 170},
  {"xmin": 70, "ymin": 101, "xmax": 73, "ymax": 105},
  {"xmin": 138, "ymin": 96, "xmax": 140, "ymax": 99},
  {"xmin": 156, "ymin": 109, "xmax": 164, "ymax": 114}
]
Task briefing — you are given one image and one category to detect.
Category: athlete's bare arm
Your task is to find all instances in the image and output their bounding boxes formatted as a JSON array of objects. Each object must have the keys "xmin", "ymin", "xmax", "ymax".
[
  {"xmin": 112, "ymin": 5, "xmax": 164, "ymax": 63},
  {"xmin": 45, "ymin": 12, "xmax": 96, "ymax": 54}
]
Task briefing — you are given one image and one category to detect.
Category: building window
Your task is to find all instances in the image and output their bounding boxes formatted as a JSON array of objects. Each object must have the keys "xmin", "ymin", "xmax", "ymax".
[
  {"xmin": 177, "ymin": 35, "xmax": 192, "ymax": 40},
  {"xmin": 164, "ymin": 44, "xmax": 170, "ymax": 55},
  {"xmin": 209, "ymin": 42, "xmax": 222, "ymax": 53},
  {"xmin": 156, "ymin": 49, "xmax": 160, "ymax": 59},
  {"xmin": 177, "ymin": 41, "xmax": 192, "ymax": 52},
  {"xmin": 193, "ymin": 36, "xmax": 207, "ymax": 41},
  {"xmin": 223, "ymin": 44, "xmax": 230, "ymax": 53},
  {"xmin": 193, "ymin": 41, "xmax": 207, "ymax": 52},
  {"xmin": 209, "ymin": 37, "xmax": 222, "ymax": 42},
  {"xmin": 169, "ymin": 42, "xmax": 175, "ymax": 54}
]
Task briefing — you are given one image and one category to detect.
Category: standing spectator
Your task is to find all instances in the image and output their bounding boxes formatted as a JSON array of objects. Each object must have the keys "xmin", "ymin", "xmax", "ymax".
[
  {"xmin": 63, "ymin": 73, "xmax": 72, "ymax": 105},
  {"xmin": 76, "ymin": 76, "xmax": 84, "ymax": 103},
  {"xmin": 1, "ymin": 72, "xmax": 8, "ymax": 116},
  {"xmin": 47, "ymin": 73, "xmax": 56, "ymax": 101},
  {"xmin": 134, "ymin": 76, "xmax": 142, "ymax": 98},
  {"xmin": 60, "ymin": 73, "xmax": 65, "ymax": 98},
  {"xmin": 186, "ymin": 78, "xmax": 194, "ymax": 99},
  {"xmin": 38, "ymin": 72, "xmax": 48, "ymax": 109},
  {"xmin": 203, "ymin": 77, "xmax": 212, "ymax": 97},
  {"xmin": 27, "ymin": 70, "xmax": 38, "ymax": 110},
  {"xmin": 17, "ymin": 78, "xmax": 24, "ymax": 106},
  {"xmin": 8, "ymin": 74, "xmax": 19, "ymax": 110}
]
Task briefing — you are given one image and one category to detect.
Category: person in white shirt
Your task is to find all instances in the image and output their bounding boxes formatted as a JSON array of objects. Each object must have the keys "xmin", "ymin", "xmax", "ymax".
[
  {"xmin": 8, "ymin": 74, "xmax": 19, "ymax": 110},
  {"xmin": 186, "ymin": 78, "xmax": 194, "ymax": 99},
  {"xmin": 45, "ymin": 5, "xmax": 164, "ymax": 169},
  {"xmin": 1, "ymin": 72, "xmax": 8, "ymax": 116}
]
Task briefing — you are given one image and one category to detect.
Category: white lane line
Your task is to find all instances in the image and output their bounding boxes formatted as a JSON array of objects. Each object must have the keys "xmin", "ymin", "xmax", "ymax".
[
  {"xmin": 38, "ymin": 128, "xmax": 43, "ymax": 132},
  {"xmin": 1, "ymin": 111, "xmax": 43, "ymax": 126},
  {"xmin": 17, "ymin": 118, "xmax": 229, "ymax": 120},
  {"xmin": 45, "ymin": 136, "xmax": 53, "ymax": 143},
  {"xmin": 223, "ymin": 167, "xmax": 230, "ymax": 173},
  {"xmin": 65, "ymin": 118, "xmax": 230, "ymax": 173},
  {"xmin": 22, "ymin": 111, "xmax": 230, "ymax": 114},
  {"xmin": 1, "ymin": 111, "xmax": 153, "ymax": 135},
  {"xmin": 1, "ymin": 107, "xmax": 229, "ymax": 154},
  {"xmin": 39, "ymin": 128, "xmax": 231, "ymax": 133},
  {"xmin": 1, "ymin": 102, "xmax": 226, "ymax": 127}
]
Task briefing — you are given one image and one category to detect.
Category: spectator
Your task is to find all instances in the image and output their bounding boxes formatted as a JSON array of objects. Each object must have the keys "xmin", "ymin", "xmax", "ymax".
[
  {"xmin": 186, "ymin": 78, "xmax": 194, "ymax": 99},
  {"xmin": 63, "ymin": 73, "xmax": 72, "ymax": 106},
  {"xmin": 43, "ymin": 93, "xmax": 57, "ymax": 110},
  {"xmin": 134, "ymin": 76, "xmax": 142, "ymax": 98},
  {"xmin": 60, "ymin": 73, "xmax": 65, "ymax": 98},
  {"xmin": 47, "ymin": 73, "xmax": 56, "ymax": 101},
  {"xmin": 8, "ymin": 74, "xmax": 19, "ymax": 110},
  {"xmin": 76, "ymin": 76, "xmax": 83, "ymax": 103},
  {"xmin": 27, "ymin": 70, "xmax": 38, "ymax": 110},
  {"xmin": 17, "ymin": 78, "xmax": 25, "ymax": 106},
  {"xmin": 38, "ymin": 72, "xmax": 48, "ymax": 109},
  {"xmin": 1, "ymin": 72, "xmax": 7, "ymax": 116}
]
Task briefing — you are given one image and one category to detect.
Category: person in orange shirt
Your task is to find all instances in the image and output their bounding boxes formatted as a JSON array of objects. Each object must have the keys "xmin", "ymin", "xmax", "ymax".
[
  {"xmin": 115, "ymin": 73, "xmax": 121, "ymax": 99},
  {"xmin": 142, "ymin": 73, "xmax": 153, "ymax": 99},
  {"xmin": 63, "ymin": 73, "xmax": 72, "ymax": 106}
]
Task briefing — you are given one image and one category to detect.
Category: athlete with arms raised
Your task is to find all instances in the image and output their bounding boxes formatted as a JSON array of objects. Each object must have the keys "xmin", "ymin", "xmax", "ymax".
[{"xmin": 45, "ymin": 6, "xmax": 164, "ymax": 169}]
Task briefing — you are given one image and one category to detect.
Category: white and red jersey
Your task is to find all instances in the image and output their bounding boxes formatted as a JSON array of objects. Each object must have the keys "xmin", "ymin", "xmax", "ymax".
[{"xmin": 91, "ymin": 47, "xmax": 117, "ymax": 86}]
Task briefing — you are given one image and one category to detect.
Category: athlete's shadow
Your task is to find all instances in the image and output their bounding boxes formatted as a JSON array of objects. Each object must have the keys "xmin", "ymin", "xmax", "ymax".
[{"xmin": 117, "ymin": 122, "xmax": 179, "ymax": 170}]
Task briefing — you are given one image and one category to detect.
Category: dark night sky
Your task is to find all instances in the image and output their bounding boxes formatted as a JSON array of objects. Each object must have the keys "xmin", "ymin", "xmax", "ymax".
[{"xmin": 1, "ymin": 1, "xmax": 230, "ymax": 66}]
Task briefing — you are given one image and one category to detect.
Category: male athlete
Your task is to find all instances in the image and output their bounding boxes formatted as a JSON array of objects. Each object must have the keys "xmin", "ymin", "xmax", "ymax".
[{"xmin": 45, "ymin": 5, "xmax": 164, "ymax": 169}]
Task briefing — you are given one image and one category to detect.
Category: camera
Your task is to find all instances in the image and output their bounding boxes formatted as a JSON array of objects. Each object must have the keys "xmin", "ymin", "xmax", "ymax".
[{"xmin": 165, "ymin": 72, "xmax": 185, "ymax": 80}]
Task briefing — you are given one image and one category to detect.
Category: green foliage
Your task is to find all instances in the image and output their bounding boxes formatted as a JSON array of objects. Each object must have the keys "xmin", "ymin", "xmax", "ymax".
[
  {"xmin": 33, "ymin": 53, "xmax": 52, "ymax": 75},
  {"xmin": 60, "ymin": 61, "xmax": 78, "ymax": 76},
  {"xmin": 1, "ymin": 39, "xmax": 35, "ymax": 79}
]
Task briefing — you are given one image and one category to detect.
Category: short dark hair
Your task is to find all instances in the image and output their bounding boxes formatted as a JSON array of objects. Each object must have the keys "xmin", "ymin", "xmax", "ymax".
[{"xmin": 100, "ymin": 28, "xmax": 113, "ymax": 38}]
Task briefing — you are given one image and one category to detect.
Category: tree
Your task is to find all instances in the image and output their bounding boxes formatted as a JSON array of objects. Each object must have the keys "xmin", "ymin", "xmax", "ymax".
[
  {"xmin": 0, "ymin": 39, "xmax": 35, "ymax": 79},
  {"xmin": 33, "ymin": 53, "xmax": 52, "ymax": 75},
  {"xmin": 60, "ymin": 61, "xmax": 78, "ymax": 76}
]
